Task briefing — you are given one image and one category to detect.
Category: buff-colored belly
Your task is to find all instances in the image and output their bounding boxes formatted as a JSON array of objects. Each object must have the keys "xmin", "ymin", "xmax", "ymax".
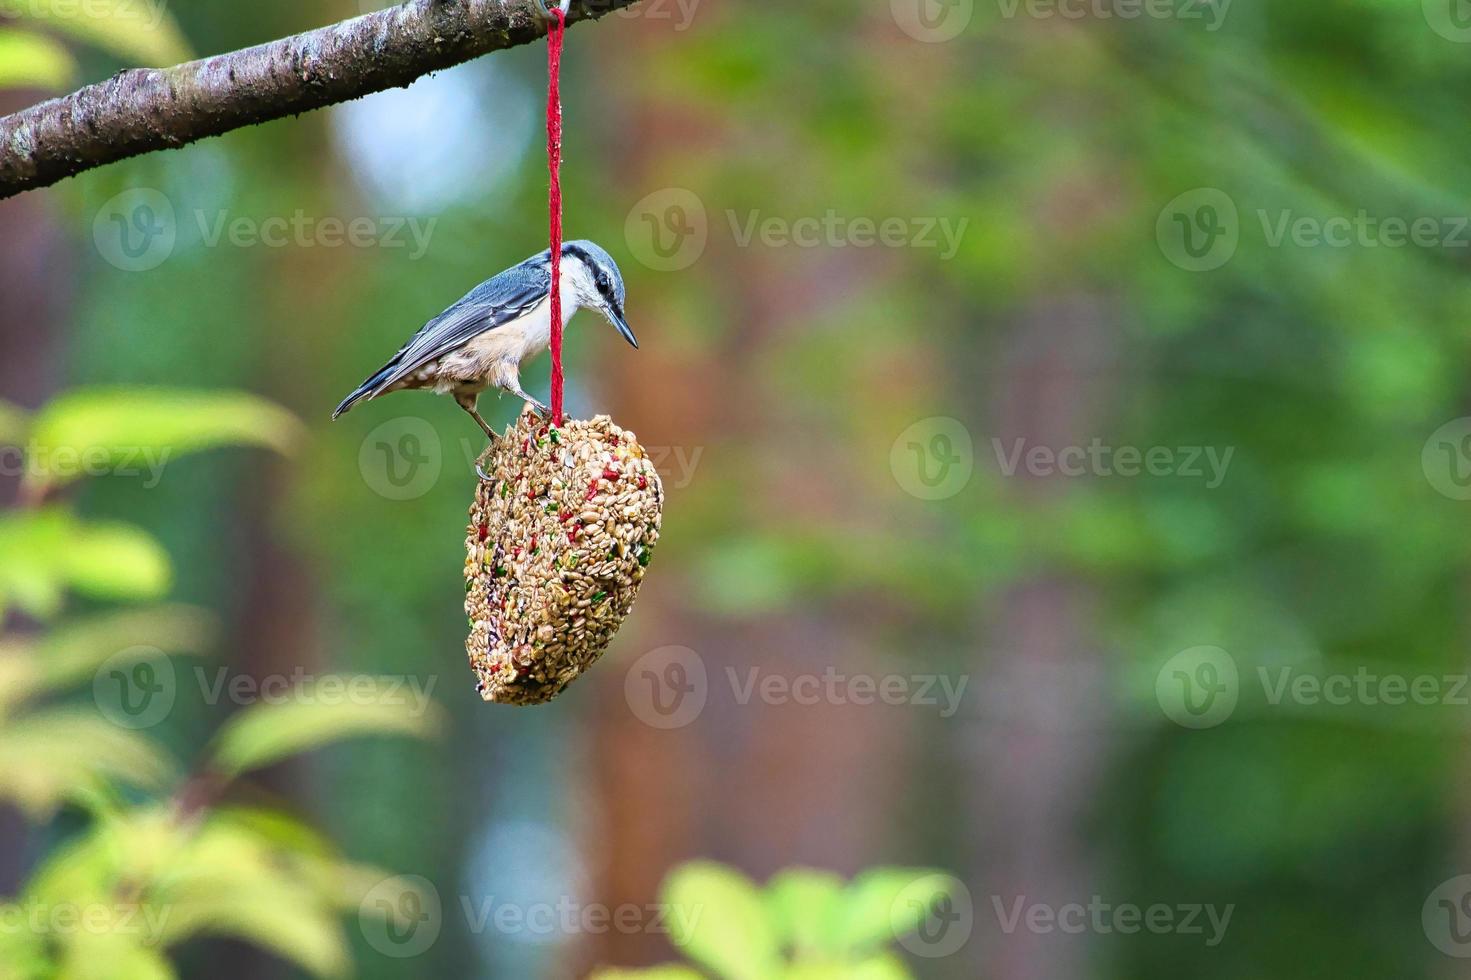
[{"xmin": 415, "ymin": 300, "xmax": 555, "ymax": 394}]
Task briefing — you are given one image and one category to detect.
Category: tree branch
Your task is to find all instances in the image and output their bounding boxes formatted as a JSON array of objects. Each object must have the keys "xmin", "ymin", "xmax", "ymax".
[{"xmin": 0, "ymin": 0, "xmax": 637, "ymax": 200}]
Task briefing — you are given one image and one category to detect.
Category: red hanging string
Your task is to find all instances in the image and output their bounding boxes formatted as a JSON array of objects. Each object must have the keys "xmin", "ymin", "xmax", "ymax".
[{"xmin": 546, "ymin": 7, "xmax": 567, "ymax": 426}]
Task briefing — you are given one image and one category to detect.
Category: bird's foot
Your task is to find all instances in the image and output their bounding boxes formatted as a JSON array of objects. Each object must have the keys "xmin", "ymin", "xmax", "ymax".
[{"xmin": 525, "ymin": 398, "xmax": 551, "ymax": 419}]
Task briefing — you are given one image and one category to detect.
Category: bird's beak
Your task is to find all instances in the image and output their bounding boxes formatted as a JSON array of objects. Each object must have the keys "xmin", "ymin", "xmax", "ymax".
[{"xmin": 609, "ymin": 305, "xmax": 638, "ymax": 349}]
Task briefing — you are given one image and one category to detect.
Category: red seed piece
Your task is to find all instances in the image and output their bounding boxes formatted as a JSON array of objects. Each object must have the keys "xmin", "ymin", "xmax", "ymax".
[
  {"xmin": 637, "ymin": 474, "xmax": 648, "ymax": 490},
  {"xmin": 602, "ymin": 467, "xmax": 620, "ymax": 481}
]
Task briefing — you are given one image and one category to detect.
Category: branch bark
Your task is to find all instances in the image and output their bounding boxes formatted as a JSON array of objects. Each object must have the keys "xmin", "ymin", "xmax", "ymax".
[{"xmin": 0, "ymin": 0, "xmax": 637, "ymax": 200}]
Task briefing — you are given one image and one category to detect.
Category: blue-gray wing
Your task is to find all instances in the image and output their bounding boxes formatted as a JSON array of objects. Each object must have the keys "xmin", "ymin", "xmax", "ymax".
[
  {"xmin": 374, "ymin": 267, "xmax": 549, "ymax": 389},
  {"xmin": 332, "ymin": 258, "xmax": 552, "ymax": 419}
]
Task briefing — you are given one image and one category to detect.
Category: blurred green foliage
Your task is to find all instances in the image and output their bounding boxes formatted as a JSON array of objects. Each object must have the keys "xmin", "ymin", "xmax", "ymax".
[
  {"xmin": 0, "ymin": 388, "xmax": 440, "ymax": 979},
  {"xmin": 591, "ymin": 863, "xmax": 954, "ymax": 980},
  {"xmin": 0, "ymin": 0, "xmax": 188, "ymax": 91}
]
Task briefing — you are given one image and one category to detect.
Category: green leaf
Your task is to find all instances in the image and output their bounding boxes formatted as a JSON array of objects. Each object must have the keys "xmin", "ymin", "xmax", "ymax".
[
  {"xmin": 766, "ymin": 868, "xmax": 845, "ymax": 957},
  {"xmin": 38, "ymin": 605, "xmax": 215, "ymax": 691},
  {"xmin": 55, "ymin": 935, "xmax": 176, "ymax": 980},
  {"xmin": 151, "ymin": 816, "xmax": 360, "ymax": 977},
  {"xmin": 0, "ymin": 29, "xmax": 75, "ymax": 90},
  {"xmin": 0, "ymin": 605, "xmax": 212, "ymax": 723},
  {"xmin": 837, "ymin": 869, "xmax": 951, "ymax": 954},
  {"xmin": 661, "ymin": 862, "xmax": 779, "ymax": 980},
  {"xmin": 63, "ymin": 521, "xmax": 172, "ymax": 601},
  {"xmin": 0, "ymin": 922, "xmax": 50, "ymax": 980},
  {"xmin": 208, "ymin": 684, "xmax": 442, "ymax": 778},
  {"xmin": 158, "ymin": 881, "xmax": 349, "ymax": 977},
  {"xmin": 0, "ymin": 509, "xmax": 172, "ymax": 620},
  {"xmin": 11, "ymin": 0, "xmax": 190, "ymax": 67},
  {"xmin": 0, "ymin": 709, "xmax": 175, "ymax": 818},
  {"xmin": 783, "ymin": 954, "xmax": 912, "ymax": 980},
  {"xmin": 25, "ymin": 388, "xmax": 302, "ymax": 490}
]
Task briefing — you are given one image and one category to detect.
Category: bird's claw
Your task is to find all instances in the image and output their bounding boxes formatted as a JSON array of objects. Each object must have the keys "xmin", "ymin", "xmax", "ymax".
[
  {"xmin": 475, "ymin": 460, "xmax": 493, "ymax": 482},
  {"xmin": 527, "ymin": 399, "xmax": 552, "ymax": 419}
]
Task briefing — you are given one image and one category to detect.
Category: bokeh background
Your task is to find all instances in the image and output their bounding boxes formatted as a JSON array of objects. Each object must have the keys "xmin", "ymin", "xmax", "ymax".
[{"xmin": 5, "ymin": 0, "xmax": 1471, "ymax": 976}]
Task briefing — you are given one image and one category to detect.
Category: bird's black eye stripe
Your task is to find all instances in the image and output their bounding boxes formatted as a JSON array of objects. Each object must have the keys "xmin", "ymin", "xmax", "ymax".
[{"xmin": 564, "ymin": 243, "xmax": 614, "ymax": 302}]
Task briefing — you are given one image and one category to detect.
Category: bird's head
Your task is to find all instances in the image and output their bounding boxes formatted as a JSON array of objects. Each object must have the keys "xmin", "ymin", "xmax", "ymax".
[{"xmin": 563, "ymin": 240, "xmax": 637, "ymax": 349}]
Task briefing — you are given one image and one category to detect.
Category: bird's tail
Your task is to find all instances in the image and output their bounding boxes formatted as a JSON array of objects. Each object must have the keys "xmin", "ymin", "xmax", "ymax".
[{"xmin": 332, "ymin": 362, "xmax": 397, "ymax": 420}]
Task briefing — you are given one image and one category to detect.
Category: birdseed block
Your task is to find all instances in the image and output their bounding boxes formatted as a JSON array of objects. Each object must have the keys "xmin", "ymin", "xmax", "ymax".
[{"xmin": 466, "ymin": 406, "xmax": 662, "ymax": 705}]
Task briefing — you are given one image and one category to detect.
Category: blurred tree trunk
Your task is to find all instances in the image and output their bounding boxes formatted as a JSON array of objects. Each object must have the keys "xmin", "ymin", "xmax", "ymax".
[
  {"xmin": 973, "ymin": 297, "xmax": 1120, "ymax": 980},
  {"xmin": 566, "ymin": 20, "xmax": 908, "ymax": 977}
]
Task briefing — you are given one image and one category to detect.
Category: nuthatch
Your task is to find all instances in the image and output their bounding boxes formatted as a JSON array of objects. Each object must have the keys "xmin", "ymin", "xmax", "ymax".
[{"xmin": 332, "ymin": 241, "xmax": 636, "ymax": 435}]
